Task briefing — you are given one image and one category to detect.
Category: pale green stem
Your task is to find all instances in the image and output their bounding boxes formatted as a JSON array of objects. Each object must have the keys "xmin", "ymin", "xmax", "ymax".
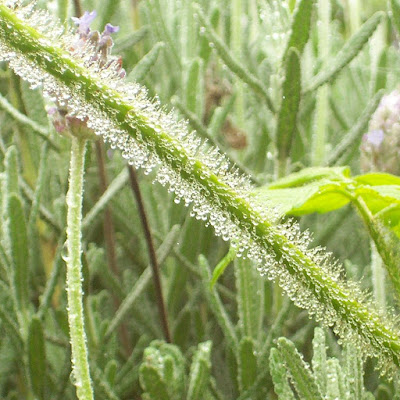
[
  {"xmin": 311, "ymin": 0, "xmax": 330, "ymax": 166},
  {"xmin": 66, "ymin": 136, "xmax": 94, "ymax": 400},
  {"xmin": 347, "ymin": 0, "xmax": 361, "ymax": 36},
  {"xmin": 370, "ymin": 240, "xmax": 386, "ymax": 312},
  {"xmin": 231, "ymin": 0, "xmax": 245, "ymax": 128}
]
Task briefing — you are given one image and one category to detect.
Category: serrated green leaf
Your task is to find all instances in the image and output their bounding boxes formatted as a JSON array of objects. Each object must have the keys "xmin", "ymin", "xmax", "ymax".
[
  {"xmin": 355, "ymin": 173, "xmax": 400, "ymax": 186},
  {"xmin": 28, "ymin": 317, "xmax": 46, "ymax": 400},
  {"xmin": 306, "ymin": 12, "xmax": 384, "ymax": 92},
  {"xmin": 283, "ymin": 0, "xmax": 316, "ymax": 59},
  {"xmin": 268, "ymin": 166, "xmax": 350, "ymax": 189},
  {"xmin": 238, "ymin": 337, "xmax": 257, "ymax": 392},
  {"xmin": 269, "ymin": 347, "xmax": 296, "ymax": 400},
  {"xmin": 277, "ymin": 47, "xmax": 301, "ymax": 167},
  {"xmin": 127, "ymin": 42, "xmax": 165, "ymax": 83},
  {"xmin": 251, "ymin": 179, "xmax": 350, "ymax": 215},
  {"xmin": 277, "ymin": 337, "xmax": 323, "ymax": 400},
  {"xmin": 187, "ymin": 341, "xmax": 212, "ymax": 400}
]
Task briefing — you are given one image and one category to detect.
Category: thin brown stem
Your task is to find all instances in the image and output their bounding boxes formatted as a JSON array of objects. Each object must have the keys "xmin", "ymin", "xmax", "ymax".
[
  {"xmin": 128, "ymin": 166, "xmax": 172, "ymax": 343},
  {"xmin": 72, "ymin": 0, "xmax": 83, "ymax": 17},
  {"xmin": 94, "ymin": 141, "xmax": 132, "ymax": 356}
]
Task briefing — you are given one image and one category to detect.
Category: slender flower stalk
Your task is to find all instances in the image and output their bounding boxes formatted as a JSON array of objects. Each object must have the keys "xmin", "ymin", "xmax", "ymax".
[
  {"xmin": 1, "ymin": 2, "xmax": 400, "ymax": 374},
  {"xmin": 65, "ymin": 136, "xmax": 93, "ymax": 400}
]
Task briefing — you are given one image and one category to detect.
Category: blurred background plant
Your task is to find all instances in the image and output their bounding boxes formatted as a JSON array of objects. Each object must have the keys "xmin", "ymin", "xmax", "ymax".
[{"xmin": 2, "ymin": 0, "xmax": 400, "ymax": 398}]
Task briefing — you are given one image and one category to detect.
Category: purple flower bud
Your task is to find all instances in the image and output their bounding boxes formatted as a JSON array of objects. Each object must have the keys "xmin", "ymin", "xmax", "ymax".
[
  {"xmin": 72, "ymin": 11, "xmax": 97, "ymax": 35},
  {"xmin": 103, "ymin": 24, "xmax": 119, "ymax": 35},
  {"xmin": 363, "ymin": 129, "xmax": 384, "ymax": 148},
  {"xmin": 361, "ymin": 89, "xmax": 400, "ymax": 175}
]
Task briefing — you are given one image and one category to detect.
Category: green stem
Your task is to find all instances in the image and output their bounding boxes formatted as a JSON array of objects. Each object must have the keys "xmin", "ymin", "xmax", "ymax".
[
  {"xmin": 370, "ymin": 240, "xmax": 386, "ymax": 312},
  {"xmin": 65, "ymin": 136, "xmax": 93, "ymax": 400}
]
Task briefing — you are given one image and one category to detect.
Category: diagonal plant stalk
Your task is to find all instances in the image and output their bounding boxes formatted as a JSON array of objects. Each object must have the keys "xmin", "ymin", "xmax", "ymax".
[{"xmin": 1, "ymin": 2, "xmax": 400, "ymax": 374}]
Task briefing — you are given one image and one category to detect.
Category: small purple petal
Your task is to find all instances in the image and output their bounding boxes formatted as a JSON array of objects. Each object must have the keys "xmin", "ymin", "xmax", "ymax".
[
  {"xmin": 72, "ymin": 11, "xmax": 97, "ymax": 34},
  {"xmin": 103, "ymin": 23, "xmax": 120, "ymax": 35},
  {"xmin": 364, "ymin": 129, "xmax": 384, "ymax": 147}
]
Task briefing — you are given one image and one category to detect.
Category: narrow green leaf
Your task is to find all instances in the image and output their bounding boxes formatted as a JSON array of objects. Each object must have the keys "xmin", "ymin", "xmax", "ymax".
[
  {"xmin": 325, "ymin": 359, "xmax": 342, "ymax": 400},
  {"xmin": 343, "ymin": 343, "xmax": 363, "ymax": 400},
  {"xmin": 105, "ymin": 360, "xmax": 118, "ymax": 387},
  {"xmin": 235, "ymin": 258, "xmax": 264, "ymax": 339},
  {"xmin": 57, "ymin": 0, "xmax": 68, "ymax": 23},
  {"xmin": 185, "ymin": 58, "xmax": 204, "ymax": 116},
  {"xmin": 8, "ymin": 194, "xmax": 29, "ymax": 325},
  {"xmin": 306, "ymin": 12, "xmax": 384, "ymax": 92},
  {"xmin": 0, "ymin": 94, "xmax": 58, "ymax": 151},
  {"xmin": 391, "ymin": 0, "xmax": 400, "ymax": 35},
  {"xmin": 276, "ymin": 47, "xmax": 301, "ymax": 165},
  {"xmin": 28, "ymin": 317, "xmax": 46, "ymax": 400},
  {"xmin": 210, "ymin": 246, "xmax": 236, "ymax": 287},
  {"xmin": 199, "ymin": 7, "xmax": 219, "ymax": 64},
  {"xmin": 194, "ymin": 4, "xmax": 275, "ymax": 113},
  {"xmin": 199, "ymin": 255, "xmax": 238, "ymax": 351},
  {"xmin": 283, "ymin": 0, "xmax": 316, "ymax": 59},
  {"xmin": 238, "ymin": 337, "xmax": 257, "ymax": 392},
  {"xmin": 277, "ymin": 337, "xmax": 323, "ymax": 400},
  {"xmin": 99, "ymin": 0, "xmax": 121, "ymax": 32},
  {"xmin": 312, "ymin": 328, "xmax": 327, "ymax": 395},
  {"xmin": 374, "ymin": 49, "xmax": 387, "ymax": 93},
  {"xmin": 114, "ymin": 26, "xmax": 149, "ymax": 53},
  {"xmin": 127, "ymin": 42, "xmax": 165, "ymax": 83},
  {"xmin": 4, "ymin": 146, "xmax": 19, "ymax": 197},
  {"xmin": 187, "ymin": 341, "xmax": 212, "ymax": 400},
  {"xmin": 269, "ymin": 347, "xmax": 296, "ymax": 400},
  {"xmin": 326, "ymin": 90, "xmax": 384, "ymax": 166},
  {"xmin": 209, "ymin": 95, "xmax": 236, "ymax": 138},
  {"xmin": 139, "ymin": 365, "xmax": 171, "ymax": 400},
  {"xmin": 354, "ymin": 201, "xmax": 400, "ymax": 302}
]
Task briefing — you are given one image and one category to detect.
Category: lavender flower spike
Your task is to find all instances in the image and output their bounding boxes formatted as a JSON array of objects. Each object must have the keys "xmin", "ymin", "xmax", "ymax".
[{"xmin": 71, "ymin": 11, "xmax": 97, "ymax": 35}]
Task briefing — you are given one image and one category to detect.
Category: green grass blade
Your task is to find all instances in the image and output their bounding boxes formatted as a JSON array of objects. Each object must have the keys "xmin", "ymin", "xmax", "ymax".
[
  {"xmin": 276, "ymin": 47, "xmax": 301, "ymax": 175},
  {"xmin": 28, "ymin": 316, "xmax": 46, "ymax": 400},
  {"xmin": 305, "ymin": 12, "xmax": 384, "ymax": 93},
  {"xmin": 283, "ymin": 0, "xmax": 316, "ymax": 59}
]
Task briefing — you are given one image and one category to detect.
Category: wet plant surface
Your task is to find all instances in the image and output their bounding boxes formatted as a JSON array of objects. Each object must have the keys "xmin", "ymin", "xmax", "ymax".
[{"xmin": 1, "ymin": 0, "xmax": 400, "ymax": 399}]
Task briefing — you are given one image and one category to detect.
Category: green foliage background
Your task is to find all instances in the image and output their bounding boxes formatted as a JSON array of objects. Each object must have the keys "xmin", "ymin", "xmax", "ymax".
[{"xmin": 1, "ymin": 0, "xmax": 400, "ymax": 398}]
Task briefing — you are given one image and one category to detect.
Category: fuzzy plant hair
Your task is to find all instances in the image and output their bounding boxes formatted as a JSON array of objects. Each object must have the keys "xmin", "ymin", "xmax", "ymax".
[{"xmin": 1, "ymin": 0, "xmax": 400, "ymax": 378}]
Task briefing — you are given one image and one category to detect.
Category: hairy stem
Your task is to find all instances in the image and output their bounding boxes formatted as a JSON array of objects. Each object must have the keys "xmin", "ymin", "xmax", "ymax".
[{"xmin": 66, "ymin": 136, "xmax": 93, "ymax": 400}]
